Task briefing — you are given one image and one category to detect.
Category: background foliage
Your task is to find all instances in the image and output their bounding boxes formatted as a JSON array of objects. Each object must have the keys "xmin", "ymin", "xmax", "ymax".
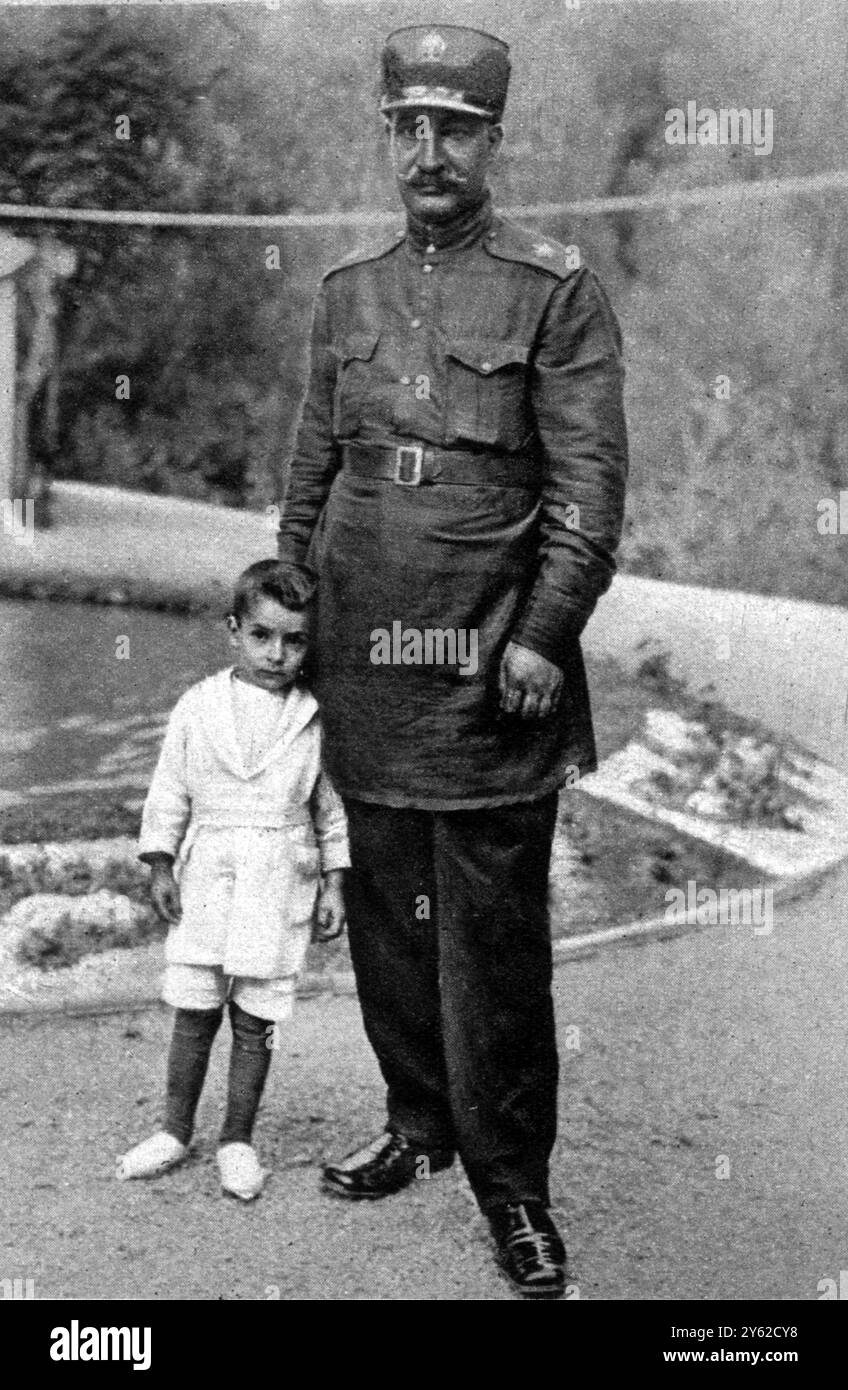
[{"xmin": 1, "ymin": 0, "xmax": 846, "ymax": 600}]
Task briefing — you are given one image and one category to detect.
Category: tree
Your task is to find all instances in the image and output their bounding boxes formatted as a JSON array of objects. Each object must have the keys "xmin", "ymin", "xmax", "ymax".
[{"xmin": 0, "ymin": 7, "xmax": 302, "ymax": 505}]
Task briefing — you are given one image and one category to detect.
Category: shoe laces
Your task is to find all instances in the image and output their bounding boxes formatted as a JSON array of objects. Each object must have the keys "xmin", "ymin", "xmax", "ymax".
[
  {"xmin": 507, "ymin": 1228, "xmax": 563, "ymax": 1273},
  {"xmin": 332, "ymin": 1132, "xmax": 398, "ymax": 1175},
  {"xmin": 358, "ymin": 1133, "xmax": 399, "ymax": 1164}
]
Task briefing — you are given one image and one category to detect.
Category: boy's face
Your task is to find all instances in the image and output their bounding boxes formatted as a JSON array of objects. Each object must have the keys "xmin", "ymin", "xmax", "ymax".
[{"xmin": 228, "ymin": 595, "xmax": 310, "ymax": 692}]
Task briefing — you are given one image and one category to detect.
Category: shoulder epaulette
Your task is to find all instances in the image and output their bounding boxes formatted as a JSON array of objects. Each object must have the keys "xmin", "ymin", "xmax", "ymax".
[
  {"xmin": 484, "ymin": 216, "xmax": 584, "ymax": 280},
  {"xmin": 323, "ymin": 224, "xmax": 406, "ymax": 280}
]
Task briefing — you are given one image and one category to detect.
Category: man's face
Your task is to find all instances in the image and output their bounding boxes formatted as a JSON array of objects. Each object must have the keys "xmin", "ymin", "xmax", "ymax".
[{"xmin": 387, "ymin": 107, "xmax": 502, "ymax": 223}]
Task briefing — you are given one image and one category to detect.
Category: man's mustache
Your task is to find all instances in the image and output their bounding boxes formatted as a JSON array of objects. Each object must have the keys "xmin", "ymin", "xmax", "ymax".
[{"xmin": 398, "ymin": 170, "xmax": 470, "ymax": 187}]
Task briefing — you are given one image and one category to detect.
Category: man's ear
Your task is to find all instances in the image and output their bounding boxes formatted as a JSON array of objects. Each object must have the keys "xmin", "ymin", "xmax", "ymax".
[
  {"xmin": 226, "ymin": 614, "xmax": 239, "ymax": 636},
  {"xmin": 488, "ymin": 123, "xmax": 505, "ymax": 161}
]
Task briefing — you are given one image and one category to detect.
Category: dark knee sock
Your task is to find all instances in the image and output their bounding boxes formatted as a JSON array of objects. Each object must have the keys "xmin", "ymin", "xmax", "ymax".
[
  {"xmin": 220, "ymin": 1001, "xmax": 274, "ymax": 1146},
  {"xmin": 164, "ymin": 1006, "xmax": 223, "ymax": 1146}
]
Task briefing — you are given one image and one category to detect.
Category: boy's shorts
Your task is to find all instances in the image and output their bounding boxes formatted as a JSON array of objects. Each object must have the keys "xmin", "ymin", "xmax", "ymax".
[{"xmin": 163, "ymin": 963, "xmax": 297, "ymax": 1023}]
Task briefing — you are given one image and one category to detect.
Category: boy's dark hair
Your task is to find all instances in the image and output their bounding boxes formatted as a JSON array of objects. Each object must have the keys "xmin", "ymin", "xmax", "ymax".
[{"xmin": 229, "ymin": 560, "xmax": 317, "ymax": 623}]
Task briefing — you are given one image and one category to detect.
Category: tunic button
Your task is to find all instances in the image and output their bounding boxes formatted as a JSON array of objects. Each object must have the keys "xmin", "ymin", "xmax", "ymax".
[
  {"xmin": 422, "ymin": 263, "xmax": 433, "ymax": 274},
  {"xmin": 481, "ymin": 361, "xmax": 492, "ymax": 372},
  {"xmin": 425, "ymin": 243, "xmax": 436, "ymax": 255},
  {"xmin": 400, "ymin": 375, "xmax": 411, "ymax": 385},
  {"xmin": 410, "ymin": 318, "xmax": 421, "ymax": 328}
]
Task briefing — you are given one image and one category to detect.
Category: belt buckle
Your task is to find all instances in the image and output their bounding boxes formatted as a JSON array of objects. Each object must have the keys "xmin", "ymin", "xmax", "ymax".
[{"xmin": 394, "ymin": 444, "xmax": 424, "ymax": 486}]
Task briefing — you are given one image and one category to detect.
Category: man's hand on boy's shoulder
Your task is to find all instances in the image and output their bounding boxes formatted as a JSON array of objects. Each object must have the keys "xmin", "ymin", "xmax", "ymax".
[
  {"xmin": 312, "ymin": 869, "xmax": 347, "ymax": 943},
  {"xmin": 144, "ymin": 855, "xmax": 182, "ymax": 925}
]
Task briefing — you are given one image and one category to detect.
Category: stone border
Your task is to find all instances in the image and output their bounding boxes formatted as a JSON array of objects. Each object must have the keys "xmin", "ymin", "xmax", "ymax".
[
  {"xmin": 549, "ymin": 853, "xmax": 840, "ymax": 963},
  {"xmin": 0, "ymin": 849, "xmax": 841, "ymax": 1022}
]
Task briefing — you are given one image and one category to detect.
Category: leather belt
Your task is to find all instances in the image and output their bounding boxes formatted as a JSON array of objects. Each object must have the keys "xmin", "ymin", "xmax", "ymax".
[{"xmin": 341, "ymin": 441, "xmax": 538, "ymax": 489}]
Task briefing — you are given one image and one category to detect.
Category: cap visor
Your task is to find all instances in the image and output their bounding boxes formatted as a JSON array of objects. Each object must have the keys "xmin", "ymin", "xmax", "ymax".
[{"xmin": 381, "ymin": 96, "xmax": 495, "ymax": 119}]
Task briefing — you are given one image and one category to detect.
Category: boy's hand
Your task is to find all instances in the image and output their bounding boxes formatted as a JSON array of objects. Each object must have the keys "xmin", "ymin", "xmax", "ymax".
[
  {"xmin": 149, "ymin": 864, "xmax": 182, "ymax": 924},
  {"xmin": 312, "ymin": 870, "xmax": 346, "ymax": 943}
]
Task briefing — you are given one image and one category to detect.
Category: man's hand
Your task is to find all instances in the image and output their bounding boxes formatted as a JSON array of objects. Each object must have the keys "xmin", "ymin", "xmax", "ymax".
[
  {"xmin": 149, "ymin": 863, "xmax": 182, "ymax": 925},
  {"xmin": 312, "ymin": 870, "xmax": 347, "ymax": 943},
  {"xmin": 498, "ymin": 640, "xmax": 563, "ymax": 721}
]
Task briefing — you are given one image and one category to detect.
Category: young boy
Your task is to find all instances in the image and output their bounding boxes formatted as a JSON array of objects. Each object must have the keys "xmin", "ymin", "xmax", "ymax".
[{"xmin": 117, "ymin": 560, "xmax": 348, "ymax": 1201}]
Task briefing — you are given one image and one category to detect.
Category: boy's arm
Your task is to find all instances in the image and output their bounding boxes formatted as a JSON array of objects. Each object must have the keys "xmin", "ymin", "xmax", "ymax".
[
  {"xmin": 138, "ymin": 698, "xmax": 192, "ymax": 864},
  {"xmin": 309, "ymin": 761, "xmax": 350, "ymax": 876},
  {"xmin": 309, "ymin": 759, "xmax": 349, "ymax": 942}
]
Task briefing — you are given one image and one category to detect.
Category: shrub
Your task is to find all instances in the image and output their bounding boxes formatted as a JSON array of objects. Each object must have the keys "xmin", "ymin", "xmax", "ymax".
[{"xmin": 16, "ymin": 898, "xmax": 163, "ymax": 971}]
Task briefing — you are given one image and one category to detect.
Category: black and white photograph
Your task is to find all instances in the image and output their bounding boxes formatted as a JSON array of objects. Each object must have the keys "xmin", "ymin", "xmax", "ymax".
[{"xmin": 0, "ymin": 0, "xmax": 845, "ymax": 1336}]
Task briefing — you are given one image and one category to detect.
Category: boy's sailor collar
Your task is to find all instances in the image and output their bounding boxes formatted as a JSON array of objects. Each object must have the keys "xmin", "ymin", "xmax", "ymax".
[{"xmin": 197, "ymin": 668, "xmax": 318, "ymax": 779}]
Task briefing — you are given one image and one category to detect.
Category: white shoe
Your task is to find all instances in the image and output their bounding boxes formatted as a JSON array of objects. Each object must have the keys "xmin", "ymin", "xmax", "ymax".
[
  {"xmin": 217, "ymin": 1142, "xmax": 267, "ymax": 1201},
  {"xmin": 116, "ymin": 1130, "xmax": 188, "ymax": 1181}
]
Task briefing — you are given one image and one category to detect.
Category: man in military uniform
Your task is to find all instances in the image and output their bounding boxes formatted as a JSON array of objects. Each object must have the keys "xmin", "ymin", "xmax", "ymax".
[{"xmin": 277, "ymin": 24, "xmax": 628, "ymax": 1298}]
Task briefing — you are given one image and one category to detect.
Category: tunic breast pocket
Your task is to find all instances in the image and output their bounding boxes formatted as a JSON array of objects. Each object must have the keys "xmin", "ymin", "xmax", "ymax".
[
  {"xmin": 331, "ymin": 331, "xmax": 380, "ymax": 438},
  {"xmin": 445, "ymin": 339, "xmax": 532, "ymax": 451}
]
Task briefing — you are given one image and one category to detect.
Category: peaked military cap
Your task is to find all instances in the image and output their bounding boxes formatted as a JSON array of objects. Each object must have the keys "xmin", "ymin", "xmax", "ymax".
[{"xmin": 380, "ymin": 25, "xmax": 510, "ymax": 122}]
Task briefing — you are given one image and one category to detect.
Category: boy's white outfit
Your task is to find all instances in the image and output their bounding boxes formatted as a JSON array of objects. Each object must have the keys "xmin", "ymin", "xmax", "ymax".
[{"xmin": 139, "ymin": 669, "xmax": 350, "ymax": 1022}]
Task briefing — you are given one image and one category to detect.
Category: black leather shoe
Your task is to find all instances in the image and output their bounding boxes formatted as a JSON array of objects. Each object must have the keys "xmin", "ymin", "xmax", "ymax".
[
  {"xmin": 322, "ymin": 1131, "xmax": 455, "ymax": 1200},
  {"xmin": 489, "ymin": 1202, "xmax": 567, "ymax": 1300}
]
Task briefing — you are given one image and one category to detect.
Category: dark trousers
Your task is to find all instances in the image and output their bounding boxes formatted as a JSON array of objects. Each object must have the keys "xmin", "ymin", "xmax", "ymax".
[{"xmin": 342, "ymin": 793, "xmax": 560, "ymax": 1213}]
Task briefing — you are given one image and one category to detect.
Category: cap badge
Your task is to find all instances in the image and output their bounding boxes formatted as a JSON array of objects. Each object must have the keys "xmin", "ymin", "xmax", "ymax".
[{"xmin": 421, "ymin": 31, "xmax": 447, "ymax": 61}]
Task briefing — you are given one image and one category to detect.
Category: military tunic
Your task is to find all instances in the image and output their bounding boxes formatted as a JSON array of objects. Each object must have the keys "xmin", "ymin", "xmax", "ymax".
[{"xmin": 278, "ymin": 195, "xmax": 628, "ymax": 808}]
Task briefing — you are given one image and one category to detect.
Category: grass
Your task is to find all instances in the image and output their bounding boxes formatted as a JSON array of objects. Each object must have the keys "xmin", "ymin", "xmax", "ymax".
[
  {"xmin": 16, "ymin": 903, "xmax": 162, "ymax": 971},
  {"xmin": 0, "ymin": 794, "xmax": 142, "ymax": 847},
  {"xmin": 0, "ymin": 849, "xmax": 151, "ymax": 915}
]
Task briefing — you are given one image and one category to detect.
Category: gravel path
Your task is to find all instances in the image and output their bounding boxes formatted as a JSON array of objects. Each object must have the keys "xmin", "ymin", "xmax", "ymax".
[{"xmin": 2, "ymin": 859, "xmax": 845, "ymax": 1301}]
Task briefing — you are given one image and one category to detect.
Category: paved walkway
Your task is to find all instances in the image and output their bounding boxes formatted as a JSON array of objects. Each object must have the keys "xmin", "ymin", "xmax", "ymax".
[
  {"xmin": 0, "ymin": 481, "xmax": 272, "ymax": 609},
  {"xmin": 2, "ymin": 859, "xmax": 845, "ymax": 1301}
]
